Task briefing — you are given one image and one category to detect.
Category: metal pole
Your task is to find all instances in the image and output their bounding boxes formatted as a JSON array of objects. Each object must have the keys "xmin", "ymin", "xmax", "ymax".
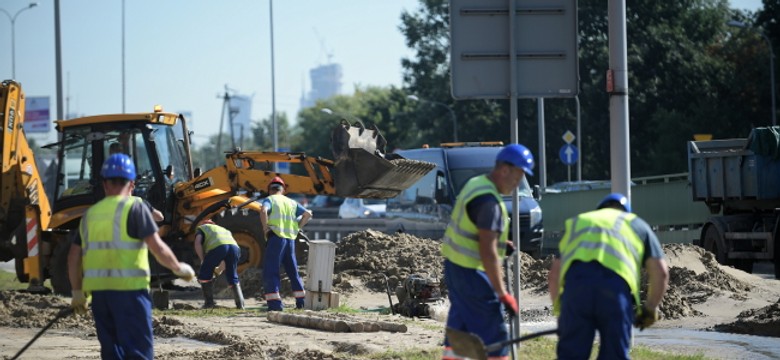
[
  {"xmin": 0, "ymin": 3, "xmax": 37, "ymax": 79},
  {"xmin": 270, "ymin": 0, "xmax": 278, "ymax": 172},
  {"xmin": 537, "ymin": 98, "xmax": 546, "ymax": 190},
  {"xmin": 122, "ymin": 0, "xmax": 126, "ymax": 113},
  {"xmin": 508, "ymin": 0, "xmax": 520, "ymax": 357},
  {"xmin": 55, "ymin": 0, "xmax": 64, "ymax": 122},
  {"xmin": 11, "ymin": 15, "xmax": 16, "ymax": 78},
  {"xmin": 760, "ymin": 32, "xmax": 776, "ymax": 126},
  {"xmin": 575, "ymin": 95, "xmax": 582, "ymax": 181},
  {"xmin": 608, "ymin": 0, "xmax": 632, "ymax": 200}
]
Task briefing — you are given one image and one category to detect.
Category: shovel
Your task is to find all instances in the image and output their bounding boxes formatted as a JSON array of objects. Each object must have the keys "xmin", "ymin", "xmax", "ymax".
[
  {"xmin": 11, "ymin": 307, "xmax": 74, "ymax": 360},
  {"xmin": 446, "ymin": 327, "xmax": 558, "ymax": 360}
]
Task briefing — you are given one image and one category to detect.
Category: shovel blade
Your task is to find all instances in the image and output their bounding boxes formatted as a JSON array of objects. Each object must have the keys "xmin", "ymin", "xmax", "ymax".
[{"xmin": 446, "ymin": 328, "xmax": 489, "ymax": 360}]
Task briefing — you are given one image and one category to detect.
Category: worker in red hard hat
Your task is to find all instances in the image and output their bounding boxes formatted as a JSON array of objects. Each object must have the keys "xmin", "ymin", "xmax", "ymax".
[{"xmin": 259, "ymin": 176, "xmax": 312, "ymax": 311}]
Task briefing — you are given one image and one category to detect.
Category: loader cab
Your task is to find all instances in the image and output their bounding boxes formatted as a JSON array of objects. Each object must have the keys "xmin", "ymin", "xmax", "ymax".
[{"xmin": 50, "ymin": 112, "xmax": 192, "ymax": 226}]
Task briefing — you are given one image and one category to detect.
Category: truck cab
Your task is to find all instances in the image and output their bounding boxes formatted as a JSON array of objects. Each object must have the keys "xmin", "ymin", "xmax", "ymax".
[{"xmin": 385, "ymin": 143, "xmax": 544, "ymax": 257}]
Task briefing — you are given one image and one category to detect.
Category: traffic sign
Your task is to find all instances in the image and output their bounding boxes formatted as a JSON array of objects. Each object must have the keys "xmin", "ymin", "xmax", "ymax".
[
  {"xmin": 562, "ymin": 130, "xmax": 575, "ymax": 144},
  {"xmin": 559, "ymin": 144, "xmax": 578, "ymax": 165},
  {"xmin": 450, "ymin": 0, "xmax": 579, "ymax": 99}
]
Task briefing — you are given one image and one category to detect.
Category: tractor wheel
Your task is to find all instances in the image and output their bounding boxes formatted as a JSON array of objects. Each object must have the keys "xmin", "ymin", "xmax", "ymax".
[
  {"xmin": 215, "ymin": 210, "xmax": 265, "ymax": 274},
  {"xmin": 50, "ymin": 238, "xmax": 73, "ymax": 296}
]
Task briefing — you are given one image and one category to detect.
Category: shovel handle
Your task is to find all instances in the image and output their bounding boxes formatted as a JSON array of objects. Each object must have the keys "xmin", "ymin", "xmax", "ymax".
[
  {"xmin": 11, "ymin": 307, "xmax": 74, "ymax": 360},
  {"xmin": 485, "ymin": 328, "xmax": 558, "ymax": 352}
]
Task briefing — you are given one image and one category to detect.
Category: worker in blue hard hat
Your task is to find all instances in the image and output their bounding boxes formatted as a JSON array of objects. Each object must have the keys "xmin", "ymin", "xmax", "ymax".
[
  {"xmin": 547, "ymin": 192, "xmax": 669, "ymax": 359},
  {"xmin": 441, "ymin": 143, "xmax": 534, "ymax": 360},
  {"xmin": 67, "ymin": 153, "xmax": 195, "ymax": 359}
]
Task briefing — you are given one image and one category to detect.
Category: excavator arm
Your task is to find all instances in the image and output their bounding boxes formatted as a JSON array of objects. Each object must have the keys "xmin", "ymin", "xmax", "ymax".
[{"xmin": 0, "ymin": 80, "xmax": 53, "ymax": 287}]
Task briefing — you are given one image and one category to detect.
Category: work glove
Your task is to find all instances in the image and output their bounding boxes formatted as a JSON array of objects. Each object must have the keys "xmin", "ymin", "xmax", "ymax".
[
  {"xmin": 499, "ymin": 293, "xmax": 518, "ymax": 318},
  {"xmin": 71, "ymin": 290, "xmax": 89, "ymax": 316},
  {"xmin": 174, "ymin": 262, "xmax": 196, "ymax": 282},
  {"xmin": 505, "ymin": 241, "xmax": 516, "ymax": 257},
  {"xmin": 634, "ymin": 305, "xmax": 659, "ymax": 330}
]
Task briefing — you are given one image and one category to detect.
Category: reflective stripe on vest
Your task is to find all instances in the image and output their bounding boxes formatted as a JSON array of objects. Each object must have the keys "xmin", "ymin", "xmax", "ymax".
[
  {"xmin": 199, "ymin": 224, "xmax": 237, "ymax": 252},
  {"xmin": 267, "ymin": 194, "xmax": 299, "ymax": 239},
  {"xmin": 80, "ymin": 196, "xmax": 150, "ymax": 291},
  {"xmin": 441, "ymin": 175, "xmax": 508, "ymax": 271},
  {"xmin": 554, "ymin": 208, "xmax": 644, "ymax": 315}
]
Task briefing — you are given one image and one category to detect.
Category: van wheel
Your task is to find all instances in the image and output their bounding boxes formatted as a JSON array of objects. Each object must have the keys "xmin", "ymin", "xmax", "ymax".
[{"xmin": 215, "ymin": 210, "xmax": 265, "ymax": 274}]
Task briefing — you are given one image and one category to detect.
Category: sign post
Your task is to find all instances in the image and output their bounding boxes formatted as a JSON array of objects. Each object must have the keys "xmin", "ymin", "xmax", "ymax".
[{"xmin": 560, "ymin": 130, "xmax": 578, "ymax": 181}]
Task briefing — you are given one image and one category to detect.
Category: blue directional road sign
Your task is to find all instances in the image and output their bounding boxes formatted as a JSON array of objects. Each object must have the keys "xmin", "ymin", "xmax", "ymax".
[{"xmin": 559, "ymin": 144, "xmax": 579, "ymax": 165}]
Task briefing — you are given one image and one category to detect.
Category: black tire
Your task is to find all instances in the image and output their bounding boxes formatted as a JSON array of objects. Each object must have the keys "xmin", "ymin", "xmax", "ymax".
[
  {"xmin": 703, "ymin": 225, "xmax": 729, "ymax": 265},
  {"xmin": 733, "ymin": 259, "xmax": 754, "ymax": 273},
  {"xmin": 50, "ymin": 238, "xmax": 72, "ymax": 296},
  {"xmin": 214, "ymin": 210, "xmax": 265, "ymax": 274}
]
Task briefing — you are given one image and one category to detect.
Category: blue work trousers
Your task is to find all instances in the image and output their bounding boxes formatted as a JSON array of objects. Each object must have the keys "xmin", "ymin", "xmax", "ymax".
[
  {"xmin": 263, "ymin": 234, "xmax": 305, "ymax": 310},
  {"xmin": 443, "ymin": 259, "xmax": 509, "ymax": 358},
  {"xmin": 198, "ymin": 244, "xmax": 240, "ymax": 284},
  {"xmin": 557, "ymin": 261, "xmax": 634, "ymax": 360},
  {"xmin": 91, "ymin": 290, "xmax": 153, "ymax": 360}
]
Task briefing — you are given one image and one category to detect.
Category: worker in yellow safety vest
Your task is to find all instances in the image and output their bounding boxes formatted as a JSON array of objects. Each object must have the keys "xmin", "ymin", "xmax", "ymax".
[
  {"xmin": 259, "ymin": 176, "xmax": 312, "ymax": 311},
  {"xmin": 547, "ymin": 193, "xmax": 669, "ymax": 359},
  {"xmin": 194, "ymin": 218, "xmax": 244, "ymax": 309},
  {"xmin": 68, "ymin": 153, "xmax": 195, "ymax": 359},
  {"xmin": 441, "ymin": 144, "xmax": 535, "ymax": 360}
]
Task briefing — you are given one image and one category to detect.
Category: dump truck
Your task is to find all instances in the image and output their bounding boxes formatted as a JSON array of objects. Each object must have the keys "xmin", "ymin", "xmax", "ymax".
[
  {"xmin": 688, "ymin": 127, "xmax": 780, "ymax": 279},
  {"xmin": 0, "ymin": 80, "xmax": 435, "ymax": 294}
]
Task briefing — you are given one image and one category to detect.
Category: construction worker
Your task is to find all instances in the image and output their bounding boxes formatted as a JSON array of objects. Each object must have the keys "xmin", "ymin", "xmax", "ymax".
[
  {"xmin": 548, "ymin": 193, "xmax": 670, "ymax": 360},
  {"xmin": 194, "ymin": 218, "xmax": 244, "ymax": 309},
  {"xmin": 67, "ymin": 153, "xmax": 195, "ymax": 360},
  {"xmin": 442, "ymin": 144, "xmax": 535, "ymax": 360},
  {"xmin": 259, "ymin": 176, "xmax": 312, "ymax": 311}
]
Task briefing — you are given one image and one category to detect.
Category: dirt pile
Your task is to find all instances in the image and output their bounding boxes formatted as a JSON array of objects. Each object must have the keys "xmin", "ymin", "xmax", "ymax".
[
  {"xmin": 518, "ymin": 252, "xmax": 550, "ymax": 291},
  {"xmin": 657, "ymin": 244, "xmax": 753, "ymax": 320},
  {"xmin": 714, "ymin": 297, "xmax": 780, "ymax": 338},
  {"xmin": 333, "ymin": 229, "xmax": 443, "ymax": 293},
  {"xmin": 0, "ymin": 290, "xmax": 92, "ymax": 331}
]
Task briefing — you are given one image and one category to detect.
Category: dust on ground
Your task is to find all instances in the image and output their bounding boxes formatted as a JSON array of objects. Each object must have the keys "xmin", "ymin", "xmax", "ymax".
[{"xmin": 2, "ymin": 230, "xmax": 780, "ymax": 359}]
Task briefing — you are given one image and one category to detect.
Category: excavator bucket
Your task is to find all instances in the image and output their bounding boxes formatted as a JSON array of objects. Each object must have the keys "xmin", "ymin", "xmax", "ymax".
[{"xmin": 331, "ymin": 121, "xmax": 435, "ymax": 198}]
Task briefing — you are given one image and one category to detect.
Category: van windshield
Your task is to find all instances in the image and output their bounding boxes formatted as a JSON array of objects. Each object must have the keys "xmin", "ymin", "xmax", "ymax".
[{"xmin": 451, "ymin": 168, "xmax": 533, "ymax": 197}]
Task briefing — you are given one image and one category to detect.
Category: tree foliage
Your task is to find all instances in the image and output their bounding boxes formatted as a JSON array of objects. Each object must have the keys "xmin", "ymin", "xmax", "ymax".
[{"xmin": 397, "ymin": 0, "xmax": 772, "ymax": 183}]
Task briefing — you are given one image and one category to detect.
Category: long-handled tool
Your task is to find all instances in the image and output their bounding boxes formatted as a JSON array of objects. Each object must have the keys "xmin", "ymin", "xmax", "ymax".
[
  {"xmin": 446, "ymin": 327, "xmax": 558, "ymax": 360},
  {"xmin": 11, "ymin": 307, "xmax": 74, "ymax": 360},
  {"xmin": 380, "ymin": 273, "xmax": 395, "ymax": 315}
]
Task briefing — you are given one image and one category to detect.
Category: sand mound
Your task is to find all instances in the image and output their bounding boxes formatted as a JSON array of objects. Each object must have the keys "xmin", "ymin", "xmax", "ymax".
[
  {"xmin": 333, "ymin": 229, "xmax": 443, "ymax": 293},
  {"xmin": 713, "ymin": 298, "xmax": 780, "ymax": 338}
]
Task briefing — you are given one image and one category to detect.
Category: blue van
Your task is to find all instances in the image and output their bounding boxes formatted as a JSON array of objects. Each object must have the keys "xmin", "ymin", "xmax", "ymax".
[{"xmin": 386, "ymin": 143, "xmax": 544, "ymax": 257}]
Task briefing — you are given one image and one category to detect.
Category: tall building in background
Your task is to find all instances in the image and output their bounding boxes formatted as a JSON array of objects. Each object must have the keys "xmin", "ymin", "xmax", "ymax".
[{"xmin": 300, "ymin": 63, "xmax": 343, "ymax": 108}]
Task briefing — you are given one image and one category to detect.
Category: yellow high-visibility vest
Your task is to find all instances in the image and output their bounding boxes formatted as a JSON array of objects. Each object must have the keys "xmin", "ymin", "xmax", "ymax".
[
  {"xmin": 267, "ymin": 194, "xmax": 299, "ymax": 239},
  {"xmin": 199, "ymin": 224, "xmax": 237, "ymax": 252},
  {"xmin": 80, "ymin": 196, "xmax": 149, "ymax": 291},
  {"xmin": 555, "ymin": 208, "xmax": 644, "ymax": 314},
  {"xmin": 441, "ymin": 175, "xmax": 508, "ymax": 271}
]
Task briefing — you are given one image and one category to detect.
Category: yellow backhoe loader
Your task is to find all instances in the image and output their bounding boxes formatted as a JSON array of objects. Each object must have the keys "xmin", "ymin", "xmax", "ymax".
[{"xmin": 0, "ymin": 80, "xmax": 434, "ymax": 294}]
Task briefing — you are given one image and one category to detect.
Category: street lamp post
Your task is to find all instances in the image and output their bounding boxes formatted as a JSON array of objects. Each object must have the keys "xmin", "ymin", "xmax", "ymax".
[
  {"xmin": 728, "ymin": 20, "xmax": 776, "ymax": 126},
  {"xmin": 0, "ymin": 2, "xmax": 38, "ymax": 79},
  {"xmin": 407, "ymin": 95, "xmax": 458, "ymax": 142}
]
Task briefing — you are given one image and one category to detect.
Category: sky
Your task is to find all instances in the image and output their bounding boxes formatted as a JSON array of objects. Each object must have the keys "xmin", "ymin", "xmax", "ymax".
[
  {"xmin": 1, "ymin": 0, "xmax": 420, "ymax": 146},
  {"xmin": 0, "ymin": 0, "xmax": 764, "ymax": 147}
]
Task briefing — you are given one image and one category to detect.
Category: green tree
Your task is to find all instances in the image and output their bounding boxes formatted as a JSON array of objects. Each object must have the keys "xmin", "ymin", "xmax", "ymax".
[{"xmin": 399, "ymin": 0, "xmax": 758, "ymax": 183}]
